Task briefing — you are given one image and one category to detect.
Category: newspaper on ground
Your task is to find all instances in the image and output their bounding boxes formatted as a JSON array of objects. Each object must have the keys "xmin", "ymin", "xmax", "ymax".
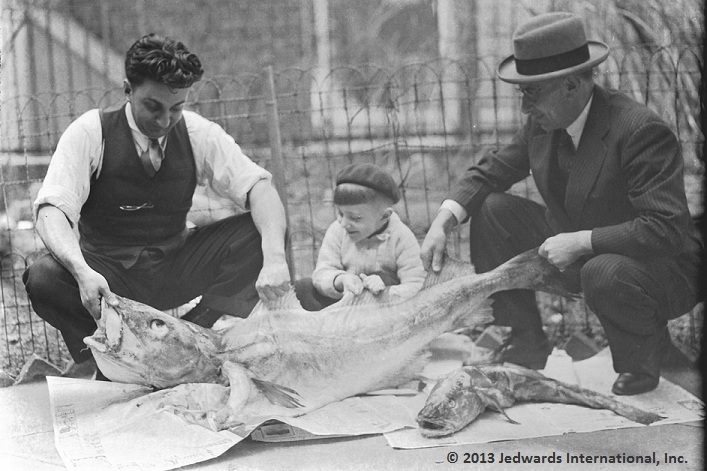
[
  {"xmin": 46, "ymin": 348, "xmax": 703, "ymax": 470},
  {"xmin": 46, "ymin": 376, "xmax": 427, "ymax": 471}
]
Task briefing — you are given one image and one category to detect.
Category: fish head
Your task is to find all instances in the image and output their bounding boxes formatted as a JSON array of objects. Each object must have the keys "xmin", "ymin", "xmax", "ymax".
[
  {"xmin": 83, "ymin": 296, "xmax": 222, "ymax": 388},
  {"xmin": 416, "ymin": 368, "xmax": 486, "ymax": 438}
]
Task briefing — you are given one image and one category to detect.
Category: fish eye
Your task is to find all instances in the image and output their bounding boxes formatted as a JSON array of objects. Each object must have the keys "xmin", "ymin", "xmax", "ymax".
[
  {"xmin": 150, "ymin": 319, "xmax": 167, "ymax": 331},
  {"xmin": 447, "ymin": 398, "xmax": 457, "ymax": 409}
]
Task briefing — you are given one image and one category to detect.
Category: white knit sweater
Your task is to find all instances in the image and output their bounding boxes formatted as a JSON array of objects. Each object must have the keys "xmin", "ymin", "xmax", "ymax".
[{"xmin": 312, "ymin": 212, "xmax": 427, "ymax": 300}]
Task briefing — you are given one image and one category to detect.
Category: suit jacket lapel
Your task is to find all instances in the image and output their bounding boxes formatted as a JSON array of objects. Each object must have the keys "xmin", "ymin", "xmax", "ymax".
[{"xmin": 565, "ymin": 86, "xmax": 610, "ymax": 226}]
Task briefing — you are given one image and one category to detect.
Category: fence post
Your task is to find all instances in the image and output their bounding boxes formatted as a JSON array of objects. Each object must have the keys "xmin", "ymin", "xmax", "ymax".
[{"xmin": 264, "ymin": 65, "xmax": 296, "ymax": 280}]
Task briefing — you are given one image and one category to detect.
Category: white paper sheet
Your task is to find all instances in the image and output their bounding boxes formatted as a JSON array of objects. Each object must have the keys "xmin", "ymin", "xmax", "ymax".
[
  {"xmin": 47, "ymin": 377, "xmax": 243, "ymax": 471},
  {"xmin": 46, "ymin": 376, "xmax": 429, "ymax": 471},
  {"xmin": 46, "ymin": 348, "xmax": 703, "ymax": 469}
]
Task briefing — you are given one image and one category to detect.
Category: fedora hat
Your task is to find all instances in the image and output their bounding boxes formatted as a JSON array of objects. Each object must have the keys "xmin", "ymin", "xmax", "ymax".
[{"xmin": 497, "ymin": 12, "xmax": 610, "ymax": 84}]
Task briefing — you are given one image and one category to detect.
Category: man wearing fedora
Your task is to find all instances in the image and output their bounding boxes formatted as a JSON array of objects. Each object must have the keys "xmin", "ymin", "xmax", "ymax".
[{"xmin": 421, "ymin": 12, "xmax": 702, "ymax": 395}]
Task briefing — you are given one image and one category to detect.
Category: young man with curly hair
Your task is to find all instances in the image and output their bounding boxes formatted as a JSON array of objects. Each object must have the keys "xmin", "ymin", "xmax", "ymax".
[{"xmin": 23, "ymin": 34, "xmax": 292, "ymax": 376}]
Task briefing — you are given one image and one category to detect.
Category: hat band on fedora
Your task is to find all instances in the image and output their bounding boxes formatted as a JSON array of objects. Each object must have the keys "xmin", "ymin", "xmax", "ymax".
[{"xmin": 515, "ymin": 43, "xmax": 590, "ymax": 76}]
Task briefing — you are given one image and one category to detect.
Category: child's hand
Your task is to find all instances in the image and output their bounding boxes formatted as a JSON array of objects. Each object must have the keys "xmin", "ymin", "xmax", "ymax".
[
  {"xmin": 336, "ymin": 273, "xmax": 363, "ymax": 295},
  {"xmin": 360, "ymin": 274, "xmax": 385, "ymax": 294}
]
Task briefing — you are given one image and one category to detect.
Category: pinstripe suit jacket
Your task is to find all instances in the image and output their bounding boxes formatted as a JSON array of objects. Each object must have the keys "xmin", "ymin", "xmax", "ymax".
[{"xmin": 450, "ymin": 85, "xmax": 701, "ymax": 267}]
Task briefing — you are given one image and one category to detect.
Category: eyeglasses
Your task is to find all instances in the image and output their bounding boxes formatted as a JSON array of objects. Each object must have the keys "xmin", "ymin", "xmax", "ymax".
[{"xmin": 516, "ymin": 81, "xmax": 560, "ymax": 102}]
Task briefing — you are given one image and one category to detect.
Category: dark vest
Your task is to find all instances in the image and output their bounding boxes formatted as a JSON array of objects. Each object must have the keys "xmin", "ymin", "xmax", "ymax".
[{"xmin": 79, "ymin": 105, "xmax": 196, "ymax": 251}]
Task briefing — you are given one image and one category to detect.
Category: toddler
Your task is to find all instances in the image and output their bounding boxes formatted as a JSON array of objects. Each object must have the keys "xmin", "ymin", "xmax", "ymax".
[{"xmin": 296, "ymin": 163, "xmax": 426, "ymax": 310}]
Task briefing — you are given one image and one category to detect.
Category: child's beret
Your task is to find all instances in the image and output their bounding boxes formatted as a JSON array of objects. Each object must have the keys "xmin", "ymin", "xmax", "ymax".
[{"xmin": 336, "ymin": 163, "xmax": 400, "ymax": 203}]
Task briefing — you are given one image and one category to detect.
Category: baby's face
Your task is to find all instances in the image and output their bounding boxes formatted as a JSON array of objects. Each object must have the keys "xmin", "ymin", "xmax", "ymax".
[{"xmin": 336, "ymin": 202, "xmax": 389, "ymax": 243}]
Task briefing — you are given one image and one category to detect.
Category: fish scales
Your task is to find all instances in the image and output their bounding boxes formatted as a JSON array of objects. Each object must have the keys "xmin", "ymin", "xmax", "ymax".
[{"xmin": 217, "ymin": 283, "xmax": 494, "ymax": 410}]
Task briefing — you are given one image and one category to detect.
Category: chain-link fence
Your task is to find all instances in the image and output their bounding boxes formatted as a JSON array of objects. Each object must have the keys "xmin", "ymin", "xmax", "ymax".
[{"xmin": 1, "ymin": 0, "xmax": 704, "ymax": 377}]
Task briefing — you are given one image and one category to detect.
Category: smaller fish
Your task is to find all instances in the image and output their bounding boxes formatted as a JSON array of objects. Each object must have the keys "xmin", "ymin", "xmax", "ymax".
[{"xmin": 417, "ymin": 364, "xmax": 665, "ymax": 438}]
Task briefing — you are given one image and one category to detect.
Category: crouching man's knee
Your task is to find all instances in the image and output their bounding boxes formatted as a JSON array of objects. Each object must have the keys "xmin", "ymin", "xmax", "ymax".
[{"xmin": 23, "ymin": 254, "xmax": 73, "ymax": 302}]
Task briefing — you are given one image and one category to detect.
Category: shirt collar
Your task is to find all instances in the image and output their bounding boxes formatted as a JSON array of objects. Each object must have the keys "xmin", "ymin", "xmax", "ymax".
[
  {"xmin": 125, "ymin": 102, "xmax": 166, "ymax": 149},
  {"xmin": 565, "ymin": 93, "xmax": 593, "ymax": 149},
  {"xmin": 367, "ymin": 219, "xmax": 390, "ymax": 240}
]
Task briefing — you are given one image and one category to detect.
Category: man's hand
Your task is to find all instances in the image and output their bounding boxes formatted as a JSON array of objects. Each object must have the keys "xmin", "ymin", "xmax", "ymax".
[
  {"xmin": 335, "ymin": 273, "xmax": 363, "ymax": 295},
  {"xmin": 35, "ymin": 204, "xmax": 119, "ymax": 320},
  {"xmin": 360, "ymin": 274, "xmax": 385, "ymax": 294},
  {"xmin": 75, "ymin": 268, "xmax": 119, "ymax": 320},
  {"xmin": 538, "ymin": 230, "xmax": 593, "ymax": 270},
  {"xmin": 421, "ymin": 208, "xmax": 458, "ymax": 272},
  {"xmin": 255, "ymin": 261, "xmax": 291, "ymax": 302}
]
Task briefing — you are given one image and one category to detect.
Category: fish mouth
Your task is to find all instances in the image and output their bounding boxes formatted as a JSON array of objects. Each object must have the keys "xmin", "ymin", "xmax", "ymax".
[
  {"xmin": 84, "ymin": 335, "xmax": 108, "ymax": 353},
  {"xmin": 417, "ymin": 418, "xmax": 456, "ymax": 438},
  {"xmin": 84, "ymin": 300, "xmax": 125, "ymax": 355}
]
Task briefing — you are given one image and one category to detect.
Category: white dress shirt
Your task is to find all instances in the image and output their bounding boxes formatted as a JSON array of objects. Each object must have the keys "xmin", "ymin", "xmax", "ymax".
[{"xmin": 35, "ymin": 103, "xmax": 272, "ymax": 226}]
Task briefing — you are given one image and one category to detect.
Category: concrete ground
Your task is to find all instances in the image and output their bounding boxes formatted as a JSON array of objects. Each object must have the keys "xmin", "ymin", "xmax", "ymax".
[{"xmin": 0, "ymin": 350, "xmax": 702, "ymax": 471}]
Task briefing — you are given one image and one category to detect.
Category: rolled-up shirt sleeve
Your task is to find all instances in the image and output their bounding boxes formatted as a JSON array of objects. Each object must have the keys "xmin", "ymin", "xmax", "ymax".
[
  {"xmin": 439, "ymin": 199, "xmax": 468, "ymax": 226},
  {"xmin": 185, "ymin": 111, "xmax": 272, "ymax": 211},
  {"xmin": 33, "ymin": 109, "xmax": 102, "ymax": 226}
]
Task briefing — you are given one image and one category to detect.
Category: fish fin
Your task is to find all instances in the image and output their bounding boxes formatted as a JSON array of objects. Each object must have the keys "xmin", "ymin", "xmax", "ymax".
[
  {"xmin": 422, "ymin": 257, "xmax": 476, "ymax": 289},
  {"xmin": 478, "ymin": 394, "xmax": 520, "ymax": 425},
  {"xmin": 251, "ymin": 378, "xmax": 305, "ymax": 408},
  {"xmin": 222, "ymin": 360, "xmax": 304, "ymax": 410},
  {"xmin": 221, "ymin": 361, "xmax": 254, "ymax": 414},
  {"xmin": 495, "ymin": 407, "xmax": 520, "ymax": 425},
  {"xmin": 333, "ymin": 290, "xmax": 378, "ymax": 307},
  {"xmin": 452, "ymin": 298, "xmax": 494, "ymax": 331},
  {"xmin": 245, "ymin": 301, "xmax": 268, "ymax": 319},
  {"xmin": 325, "ymin": 288, "xmax": 400, "ymax": 310},
  {"xmin": 470, "ymin": 368, "xmax": 520, "ymax": 425},
  {"xmin": 396, "ymin": 349, "xmax": 431, "ymax": 385},
  {"xmin": 251, "ymin": 287, "xmax": 304, "ymax": 317}
]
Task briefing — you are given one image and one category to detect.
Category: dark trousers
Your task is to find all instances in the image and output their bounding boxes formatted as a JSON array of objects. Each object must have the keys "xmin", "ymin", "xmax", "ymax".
[
  {"xmin": 23, "ymin": 213, "xmax": 263, "ymax": 363},
  {"xmin": 294, "ymin": 278, "xmax": 339, "ymax": 311},
  {"xmin": 470, "ymin": 193, "xmax": 700, "ymax": 376}
]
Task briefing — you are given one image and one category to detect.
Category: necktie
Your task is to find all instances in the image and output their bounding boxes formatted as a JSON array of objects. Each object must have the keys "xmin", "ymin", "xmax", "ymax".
[
  {"xmin": 550, "ymin": 129, "xmax": 576, "ymax": 205},
  {"xmin": 556, "ymin": 129, "xmax": 575, "ymax": 177},
  {"xmin": 140, "ymin": 138, "xmax": 164, "ymax": 177}
]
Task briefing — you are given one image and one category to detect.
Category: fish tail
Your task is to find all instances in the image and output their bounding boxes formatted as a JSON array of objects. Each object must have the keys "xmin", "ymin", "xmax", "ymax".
[
  {"xmin": 551, "ymin": 382, "xmax": 665, "ymax": 425},
  {"xmin": 492, "ymin": 248, "xmax": 581, "ymax": 298}
]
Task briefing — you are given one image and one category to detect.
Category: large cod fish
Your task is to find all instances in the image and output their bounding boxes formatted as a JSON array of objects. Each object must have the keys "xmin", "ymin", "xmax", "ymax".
[
  {"xmin": 417, "ymin": 364, "xmax": 665, "ymax": 438},
  {"xmin": 84, "ymin": 249, "xmax": 579, "ymax": 429}
]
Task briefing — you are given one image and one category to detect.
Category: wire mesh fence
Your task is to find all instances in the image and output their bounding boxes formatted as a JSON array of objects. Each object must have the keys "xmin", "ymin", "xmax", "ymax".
[{"xmin": 1, "ymin": 43, "xmax": 704, "ymax": 376}]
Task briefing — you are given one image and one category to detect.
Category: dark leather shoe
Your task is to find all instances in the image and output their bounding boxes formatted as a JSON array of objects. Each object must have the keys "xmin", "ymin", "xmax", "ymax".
[
  {"xmin": 611, "ymin": 373, "xmax": 659, "ymax": 396},
  {"xmin": 501, "ymin": 337, "xmax": 553, "ymax": 370}
]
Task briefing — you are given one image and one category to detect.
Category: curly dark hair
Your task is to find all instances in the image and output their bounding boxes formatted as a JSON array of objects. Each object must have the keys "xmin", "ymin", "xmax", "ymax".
[{"xmin": 125, "ymin": 34, "xmax": 204, "ymax": 88}]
